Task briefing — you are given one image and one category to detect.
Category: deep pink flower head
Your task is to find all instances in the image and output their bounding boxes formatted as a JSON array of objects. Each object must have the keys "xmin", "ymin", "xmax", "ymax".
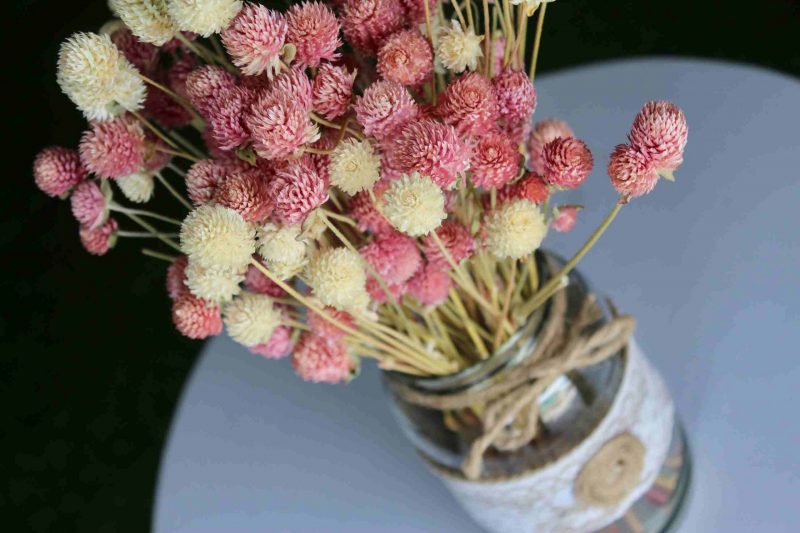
[
  {"xmin": 542, "ymin": 137, "xmax": 593, "ymax": 189},
  {"xmin": 491, "ymin": 34, "xmax": 505, "ymax": 76},
  {"xmin": 145, "ymin": 81, "xmax": 193, "ymax": 128},
  {"xmin": 552, "ymin": 205, "xmax": 581, "ymax": 233},
  {"xmin": 167, "ymin": 255, "xmax": 190, "ymax": 300},
  {"xmin": 250, "ymin": 325, "xmax": 294, "ymax": 359},
  {"xmin": 306, "ymin": 128, "xmax": 338, "ymax": 185},
  {"xmin": 205, "ymin": 87, "xmax": 251, "ymax": 151},
  {"xmin": 422, "ymin": 220, "xmax": 475, "ymax": 271},
  {"xmin": 201, "ymin": 127, "xmax": 228, "ymax": 159},
  {"xmin": 222, "ymin": 3, "xmax": 287, "ymax": 77},
  {"xmin": 360, "ymin": 231, "xmax": 421, "ymax": 284},
  {"xmin": 213, "ymin": 170, "xmax": 272, "ymax": 223},
  {"xmin": 186, "ymin": 158, "xmax": 251, "ymax": 205},
  {"xmin": 470, "ymin": 132, "xmax": 520, "ymax": 189},
  {"xmin": 267, "ymin": 156, "xmax": 328, "ymax": 224},
  {"xmin": 167, "ymin": 53, "xmax": 198, "ymax": 100},
  {"xmin": 312, "ymin": 63, "xmax": 356, "ymax": 120},
  {"xmin": 246, "ymin": 93, "xmax": 320, "ymax": 160},
  {"xmin": 244, "ymin": 259, "xmax": 288, "ymax": 297},
  {"xmin": 341, "ymin": 0, "xmax": 405, "ymax": 55},
  {"xmin": 628, "ymin": 101, "xmax": 688, "ymax": 174},
  {"xmin": 70, "ymin": 180, "xmax": 107, "ymax": 229},
  {"xmin": 377, "ymin": 29, "xmax": 433, "ymax": 86},
  {"xmin": 493, "ymin": 68, "xmax": 537, "ymax": 143},
  {"xmin": 387, "ymin": 119, "xmax": 471, "ymax": 189},
  {"xmin": 366, "ymin": 277, "xmax": 407, "ymax": 304},
  {"xmin": 33, "ymin": 147, "xmax": 87, "ymax": 197},
  {"xmin": 527, "ymin": 118, "xmax": 574, "ymax": 174},
  {"xmin": 607, "ymin": 143, "xmax": 660, "ymax": 199},
  {"xmin": 437, "ymin": 72, "xmax": 499, "ymax": 137},
  {"xmin": 407, "ymin": 263, "xmax": 452, "ymax": 306},
  {"xmin": 286, "ymin": 1, "xmax": 341, "ymax": 68},
  {"xmin": 172, "ymin": 294, "xmax": 223, "ymax": 339},
  {"xmin": 143, "ymin": 136, "xmax": 173, "ymax": 172},
  {"xmin": 270, "ymin": 67, "xmax": 314, "ymax": 111},
  {"xmin": 511, "ymin": 172, "xmax": 550, "ymax": 204},
  {"xmin": 400, "ymin": 0, "xmax": 438, "ymax": 23},
  {"xmin": 79, "ymin": 218, "xmax": 118, "ymax": 256},
  {"xmin": 110, "ymin": 27, "xmax": 159, "ymax": 74},
  {"xmin": 307, "ymin": 306, "xmax": 355, "ymax": 341},
  {"xmin": 292, "ymin": 333, "xmax": 355, "ymax": 384},
  {"xmin": 185, "ymin": 66, "xmax": 238, "ymax": 115},
  {"xmin": 354, "ymin": 80, "xmax": 419, "ymax": 141},
  {"xmin": 79, "ymin": 116, "xmax": 146, "ymax": 179},
  {"xmin": 348, "ymin": 180, "xmax": 393, "ymax": 235}
]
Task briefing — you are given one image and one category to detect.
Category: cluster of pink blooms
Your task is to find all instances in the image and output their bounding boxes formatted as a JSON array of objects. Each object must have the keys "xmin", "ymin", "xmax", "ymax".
[{"xmin": 34, "ymin": 1, "xmax": 687, "ymax": 384}]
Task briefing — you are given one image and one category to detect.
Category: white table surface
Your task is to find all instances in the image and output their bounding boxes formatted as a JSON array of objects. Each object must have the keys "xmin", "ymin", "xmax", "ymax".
[{"xmin": 154, "ymin": 59, "xmax": 800, "ymax": 532}]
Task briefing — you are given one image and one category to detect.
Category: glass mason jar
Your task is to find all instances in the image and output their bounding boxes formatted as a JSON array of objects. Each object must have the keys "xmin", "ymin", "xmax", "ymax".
[{"xmin": 384, "ymin": 252, "xmax": 691, "ymax": 533}]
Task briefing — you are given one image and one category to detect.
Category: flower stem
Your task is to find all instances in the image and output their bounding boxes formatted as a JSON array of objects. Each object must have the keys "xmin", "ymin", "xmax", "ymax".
[
  {"xmin": 155, "ymin": 146, "xmax": 200, "ymax": 163},
  {"xmin": 120, "ymin": 212, "xmax": 182, "ymax": 252},
  {"xmin": 155, "ymin": 172, "xmax": 193, "ymax": 210},
  {"xmin": 141, "ymin": 248, "xmax": 177, "ymax": 262},
  {"xmin": 529, "ymin": 2, "xmax": 547, "ymax": 81},
  {"xmin": 110, "ymin": 203, "xmax": 183, "ymax": 226}
]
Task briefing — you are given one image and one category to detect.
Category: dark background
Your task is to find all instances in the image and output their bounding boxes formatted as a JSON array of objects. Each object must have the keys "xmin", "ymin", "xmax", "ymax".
[{"xmin": 3, "ymin": 1, "xmax": 798, "ymax": 531}]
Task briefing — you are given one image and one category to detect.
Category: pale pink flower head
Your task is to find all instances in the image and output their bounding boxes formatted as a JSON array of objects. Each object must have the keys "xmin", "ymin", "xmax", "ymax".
[
  {"xmin": 493, "ymin": 68, "xmax": 537, "ymax": 143},
  {"xmin": 470, "ymin": 132, "xmax": 520, "ymax": 189},
  {"xmin": 213, "ymin": 170, "xmax": 272, "ymax": 223},
  {"xmin": 33, "ymin": 146, "xmax": 87, "ymax": 197},
  {"xmin": 267, "ymin": 156, "xmax": 328, "ymax": 224},
  {"xmin": 250, "ymin": 325, "xmax": 294, "ymax": 359},
  {"xmin": 307, "ymin": 306, "xmax": 356, "ymax": 341},
  {"xmin": 347, "ymin": 180, "xmax": 393, "ymax": 235},
  {"xmin": 542, "ymin": 137, "xmax": 593, "ymax": 189},
  {"xmin": 286, "ymin": 1, "xmax": 341, "ymax": 68},
  {"xmin": 360, "ymin": 231, "xmax": 422, "ymax": 284},
  {"xmin": 407, "ymin": 263, "xmax": 452, "ymax": 306},
  {"xmin": 222, "ymin": 3, "xmax": 287, "ymax": 77},
  {"xmin": 270, "ymin": 67, "xmax": 313, "ymax": 111},
  {"xmin": 167, "ymin": 255, "xmax": 190, "ymax": 300},
  {"xmin": 354, "ymin": 80, "xmax": 419, "ymax": 141},
  {"xmin": 186, "ymin": 158, "xmax": 251, "ymax": 205},
  {"xmin": 387, "ymin": 119, "xmax": 471, "ymax": 189},
  {"xmin": 205, "ymin": 87, "xmax": 251, "ymax": 151},
  {"xmin": 109, "ymin": 27, "xmax": 159, "ymax": 75},
  {"xmin": 341, "ymin": 0, "xmax": 405, "ymax": 55},
  {"xmin": 172, "ymin": 293, "xmax": 223, "ymax": 339},
  {"xmin": 244, "ymin": 259, "xmax": 287, "ymax": 297},
  {"xmin": 628, "ymin": 100, "xmax": 688, "ymax": 175},
  {"xmin": 366, "ymin": 277, "xmax": 407, "ymax": 304},
  {"xmin": 185, "ymin": 65, "xmax": 238, "ymax": 115},
  {"xmin": 79, "ymin": 115, "xmax": 146, "ymax": 179},
  {"xmin": 551, "ymin": 205, "xmax": 581, "ymax": 233},
  {"xmin": 79, "ymin": 217, "xmax": 118, "ymax": 256},
  {"xmin": 292, "ymin": 333, "xmax": 356, "ymax": 384},
  {"xmin": 377, "ymin": 29, "xmax": 433, "ymax": 86},
  {"xmin": 437, "ymin": 72, "xmax": 499, "ymax": 137},
  {"xmin": 607, "ymin": 143, "xmax": 660, "ymax": 199},
  {"xmin": 527, "ymin": 118, "xmax": 574, "ymax": 174},
  {"xmin": 422, "ymin": 220, "xmax": 475, "ymax": 271},
  {"xmin": 246, "ymin": 93, "xmax": 320, "ymax": 160},
  {"xmin": 70, "ymin": 180, "xmax": 108, "ymax": 229},
  {"xmin": 312, "ymin": 63, "xmax": 356, "ymax": 119},
  {"xmin": 400, "ymin": 0, "xmax": 438, "ymax": 23}
]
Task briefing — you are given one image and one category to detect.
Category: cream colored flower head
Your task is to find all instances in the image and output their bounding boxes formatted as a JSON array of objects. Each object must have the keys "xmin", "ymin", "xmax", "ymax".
[
  {"xmin": 57, "ymin": 32, "xmax": 146, "ymax": 121},
  {"xmin": 258, "ymin": 222, "xmax": 308, "ymax": 265},
  {"xmin": 180, "ymin": 204, "xmax": 256, "ymax": 271},
  {"xmin": 435, "ymin": 20, "xmax": 483, "ymax": 74},
  {"xmin": 510, "ymin": 0, "xmax": 556, "ymax": 16},
  {"xmin": 329, "ymin": 139, "xmax": 381, "ymax": 195},
  {"xmin": 116, "ymin": 172, "xmax": 154, "ymax": 203},
  {"xmin": 223, "ymin": 291, "xmax": 282, "ymax": 346},
  {"xmin": 483, "ymin": 199, "xmax": 547, "ymax": 259},
  {"xmin": 185, "ymin": 260, "xmax": 244, "ymax": 303},
  {"xmin": 168, "ymin": 0, "xmax": 243, "ymax": 37},
  {"xmin": 109, "ymin": 0, "xmax": 178, "ymax": 45},
  {"xmin": 306, "ymin": 248, "xmax": 369, "ymax": 312},
  {"xmin": 382, "ymin": 172, "xmax": 445, "ymax": 237}
]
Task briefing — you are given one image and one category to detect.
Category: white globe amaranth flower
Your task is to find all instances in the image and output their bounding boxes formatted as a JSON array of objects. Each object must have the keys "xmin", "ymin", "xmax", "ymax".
[
  {"xmin": 168, "ymin": 0, "xmax": 243, "ymax": 37},
  {"xmin": 382, "ymin": 172, "xmax": 446, "ymax": 237},
  {"xmin": 57, "ymin": 32, "xmax": 146, "ymax": 121},
  {"xmin": 510, "ymin": 0, "xmax": 556, "ymax": 16},
  {"xmin": 435, "ymin": 20, "xmax": 483, "ymax": 74},
  {"xmin": 116, "ymin": 172, "xmax": 154, "ymax": 203},
  {"xmin": 300, "ymin": 208, "xmax": 327, "ymax": 241},
  {"xmin": 329, "ymin": 139, "xmax": 381, "ymax": 195},
  {"xmin": 185, "ymin": 260, "xmax": 244, "ymax": 303},
  {"xmin": 223, "ymin": 291, "xmax": 282, "ymax": 346},
  {"xmin": 109, "ymin": 0, "xmax": 178, "ymax": 45},
  {"xmin": 483, "ymin": 199, "xmax": 547, "ymax": 259},
  {"xmin": 180, "ymin": 204, "xmax": 256, "ymax": 271},
  {"xmin": 306, "ymin": 248, "xmax": 369, "ymax": 312},
  {"xmin": 258, "ymin": 222, "xmax": 308, "ymax": 265}
]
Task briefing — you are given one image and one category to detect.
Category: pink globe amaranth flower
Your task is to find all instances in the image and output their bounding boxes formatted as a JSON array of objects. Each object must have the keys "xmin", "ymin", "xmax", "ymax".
[
  {"xmin": 407, "ymin": 263, "xmax": 452, "ymax": 306},
  {"xmin": 201, "ymin": 127, "xmax": 228, "ymax": 159},
  {"xmin": 489, "ymin": 172, "xmax": 550, "ymax": 211},
  {"xmin": 33, "ymin": 147, "xmax": 87, "ymax": 197},
  {"xmin": 400, "ymin": 0, "xmax": 438, "ymax": 23},
  {"xmin": 172, "ymin": 293, "xmax": 223, "ymax": 339},
  {"xmin": 387, "ymin": 119, "xmax": 471, "ymax": 189},
  {"xmin": 270, "ymin": 67, "xmax": 314, "ymax": 111},
  {"xmin": 205, "ymin": 87, "xmax": 250, "ymax": 151},
  {"xmin": 366, "ymin": 276, "xmax": 407, "ymax": 304},
  {"xmin": 144, "ymin": 80, "xmax": 193, "ymax": 128},
  {"xmin": 360, "ymin": 231, "xmax": 421, "ymax": 284},
  {"xmin": 527, "ymin": 118, "xmax": 574, "ymax": 174},
  {"xmin": 286, "ymin": 1, "xmax": 342, "ymax": 68},
  {"xmin": 167, "ymin": 53, "xmax": 198, "ymax": 100},
  {"xmin": 436, "ymin": 72, "xmax": 499, "ymax": 137},
  {"xmin": 493, "ymin": 68, "xmax": 537, "ymax": 144},
  {"xmin": 292, "ymin": 333, "xmax": 355, "ymax": 384},
  {"xmin": 377, "ymin": 29, "xmax": 433, "ymax": 86},
  {"xmin": 542, "ymin": 137, "xmax": 593, "ymax": 189},
  {"xmin": 607, "ymin": 143, "xmax": 660, "ymax": 199},
  {"xmin": 354, "ymin": 80, "xmax": 419, "ymax": 141},
  {"xmin": 185, "ymin": 65, "xmax": 238, "ymax": 115},
  {"xmin": 306, "ymin": 127, "xmax": 338, "ymax": 185},
  {"xmin": 308, "ymin": 306, "xmax": 355, "ymax": 341},
  {"xmin": 167, "ymin": 255, "xmax": 190, "ymax": 300},
  {"xmin": 222, "ymin": 3, "xmax": 287, "ymax": 77},
  {"xmin": 143, "ymin": 136, "xmax": 173, "ymax": 172},
  {"xmin": 110, "ymin": 27, "xmax": 159, "ymax": 75},
  {"xmin": 70, "ymin": 180, "xmax": 108, "ymax": 229},
  {"xmin": 250, "ymin": 325, "xmax": 294, "ymax": 359},
  {"xmin": 341, "ymin": 0, "xmax": 405, "ymax": 55},
  {"xmin": 470, "ymin": 132, "xmax": 520, "ymax": 189},
  {"xmin": 348, "ymin": 180, "xmax": 393, "ymax": 235},
  {"xmin": 246, "ymin": 93, "xmax": 320, "ymax": 160},
  {"xmin": 267, "ymin": 156, "xmax": 328, "ymax": 224},
  {"xmin": 79, "ymin": 116, "xmax": 146, "ymax": 179},
  {"xmin": 422, "ymin": 220, "xmax": 475, "ymax": 271},
  {"xmin": 79, "ymin": 218, "xmax": 118, "ymax": 256},
  {"xmin": 491, "ymin": 34, "xmax": 505, "ymax": 76},
  {"xmin": 186, "ymin": 158, "xmax": 252, "ymax": 205},
  {"xmin": 213, "ymin": 170, "xmax": 272, "ymax": 223},
  {"xmin": 628, "ymin": 100, "xmax": 688, "ymax": 175},
  {"xmin": 244, "ymin": 259, "xmax": 287, "ymax": 297},
  {"xmin": 551, "ymin": 205, "xmax": 581, "ymax": 233},
  {"xmin": 312, "ymin": 63, "xmax": 356, "ymax": 120}
]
